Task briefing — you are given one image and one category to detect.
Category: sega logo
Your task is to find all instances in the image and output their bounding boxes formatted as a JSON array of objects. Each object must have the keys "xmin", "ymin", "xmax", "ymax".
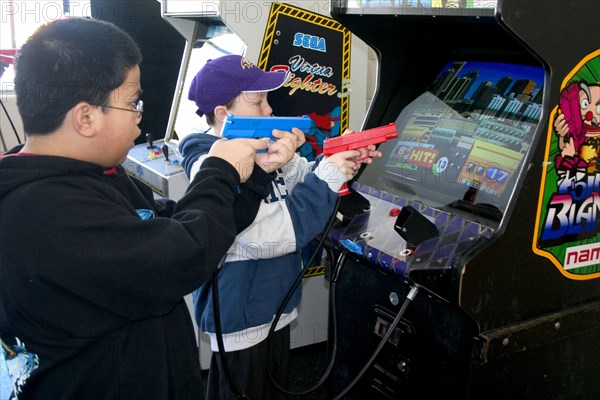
[{"xmin": 293, "ymin": 33, "xmax": 326, "ymax": 52}]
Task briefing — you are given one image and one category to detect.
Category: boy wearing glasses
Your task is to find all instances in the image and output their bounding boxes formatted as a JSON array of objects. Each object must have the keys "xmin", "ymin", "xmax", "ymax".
[
  {"xmin": 0, "ymin": 18, "xmax": 274, "ymax": 400},
  {"xmin": 179, "ymin": 54, "xmax": 380, "ymax": 400}
]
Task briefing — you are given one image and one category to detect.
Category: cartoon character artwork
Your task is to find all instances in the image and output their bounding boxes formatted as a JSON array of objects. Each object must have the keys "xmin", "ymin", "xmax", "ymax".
[
  {"xmin": 534, "ymin": 49, "xmax": 600, "ymax": 279},
  {"xmin": 553, "ymin": 81, "xmax": 600, "ymax": 173},
  {"xmin": 1, "ymin": 338, "xmax": 39, "ymax": 397}
]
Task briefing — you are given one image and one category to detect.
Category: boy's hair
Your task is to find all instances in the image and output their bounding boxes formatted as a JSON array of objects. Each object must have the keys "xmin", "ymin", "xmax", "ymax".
[
  {"xmin": 14, "ymin": 18, "xmax": 143, "ymax": 135},
  {"xmin": 205, "ymin": 97, "xmax": 237, "ymax": 127}
]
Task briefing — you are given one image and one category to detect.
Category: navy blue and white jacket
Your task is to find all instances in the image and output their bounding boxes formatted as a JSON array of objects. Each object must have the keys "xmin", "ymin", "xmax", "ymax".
[{"xmin": 179, "ymin": 131, "xmax": 347, "ymax": 351}]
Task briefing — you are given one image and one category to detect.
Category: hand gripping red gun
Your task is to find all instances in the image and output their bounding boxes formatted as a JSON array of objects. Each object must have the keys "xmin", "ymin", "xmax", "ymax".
[{"xmin": 323, "ymin": 123, "xmax": 398, "ymax": 195}]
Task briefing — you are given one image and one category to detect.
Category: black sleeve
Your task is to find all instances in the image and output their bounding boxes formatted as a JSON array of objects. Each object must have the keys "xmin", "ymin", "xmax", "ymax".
[
  {"xmin": 128, "ymin": 171, "xmax": 176, "ymax": 217},
  {"xmin": 153, "ymin": 198, "xmax": 176, "ymax": 217},
  {"xmin": 233, "ymin": 165, "xmax": 275, "ymax": 233}
]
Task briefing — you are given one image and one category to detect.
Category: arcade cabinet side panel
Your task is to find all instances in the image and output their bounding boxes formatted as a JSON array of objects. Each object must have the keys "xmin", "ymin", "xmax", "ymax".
[
  {"xmin": 460, "ymin": 1, "xmax": 600, "ymax": 398},
  {"xmin": 468, "ymin": 302, "xmax": 600, "ymax": 400},
  {"xmin": 459, "ymin": 0, "xmax": 600, "ymax": 330}
]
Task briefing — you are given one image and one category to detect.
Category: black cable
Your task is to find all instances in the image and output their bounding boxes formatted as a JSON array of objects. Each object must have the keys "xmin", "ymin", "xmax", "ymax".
[
  {"xmin": 0, "ymin": 97, "xmax": 22, "ymax": 151},
  {"xmin": 0, "ymin": 125, "xmax": 7, "ymax": 153},
  {"xmin": 211, "ymin": 270, "xmax": 253, "ymax": 400},
  {"xmin": 266, "ymin": 196, "xmax": 343, "ymax": 396},
  {"xmin": 211, "ymin": 156, "xmax": 375, "ymax": 397},
  {"xmin": 332, "ymin": 285, "xmax": 420, "ymax": 400},
  {"xmin": 211, "ymin": 205, "xmax": 340, "ymax": 400},
  {"xmin": 212, "ymin": 171, "xmax": 366, "ymax": 397},
  {"xmin": 266, "ymin": 172, "xmax": 370, "ymax": 396},
  {"xmin": 211, "ymin": 179, "xmax": 345, "ymax": 399}
]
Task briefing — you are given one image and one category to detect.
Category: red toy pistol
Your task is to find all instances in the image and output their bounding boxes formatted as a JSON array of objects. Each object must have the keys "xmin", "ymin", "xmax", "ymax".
[{"xmin": 323, "ymin": 123, "xmax": 398, "ymax": 195}]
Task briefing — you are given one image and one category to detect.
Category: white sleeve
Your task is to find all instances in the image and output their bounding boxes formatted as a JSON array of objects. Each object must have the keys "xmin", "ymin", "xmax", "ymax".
[
  {"xmin": 188, "ymin": 155, "xmax": 210, "ymax": 181},
  {"xmin": 225, "ymin": 200, "xmax": 297, "ymax": 262},
  {"xmin": 188, "ymin": 155, "xmax": 295, "ymax": 262},
  {"xmin": 283, "ymin": 153, "xmax": 347, "ymax": 192},
  {"xmin": 222, "ymin": 153, "xmax": 342, "ymax": 262},
  {"xmin": 225, "ymin": 155, "xmax": 314, "ymax": 262},
  {"xmin": 280, "ymin": 154, "xmax": 314, "ymax": 191}
]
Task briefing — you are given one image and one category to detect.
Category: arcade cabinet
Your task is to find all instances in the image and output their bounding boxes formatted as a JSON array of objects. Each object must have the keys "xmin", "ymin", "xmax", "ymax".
[{"xmin": 326, "ymin": 1, "xmax": 600, "ymax": 399}]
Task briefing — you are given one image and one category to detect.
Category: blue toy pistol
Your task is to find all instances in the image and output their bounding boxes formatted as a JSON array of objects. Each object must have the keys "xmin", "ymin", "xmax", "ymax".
[{"xmin": 220, "ymin": 115, "xmax": 313, "ymax": 141}]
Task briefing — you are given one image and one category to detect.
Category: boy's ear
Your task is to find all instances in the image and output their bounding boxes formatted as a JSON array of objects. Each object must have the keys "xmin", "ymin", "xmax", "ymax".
[
  {"xmin": 71, "ymin": 102, "xmax": 98, "ymax": 138},
  {"xmin": 213, "ymin": 105, "xmax": 229, "ymax": 123}
]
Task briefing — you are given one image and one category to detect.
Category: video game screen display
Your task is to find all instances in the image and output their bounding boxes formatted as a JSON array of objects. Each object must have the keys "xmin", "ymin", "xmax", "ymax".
[{"xmin": 358, "ymin": 60, "xmax": 545, "ymax": 223}]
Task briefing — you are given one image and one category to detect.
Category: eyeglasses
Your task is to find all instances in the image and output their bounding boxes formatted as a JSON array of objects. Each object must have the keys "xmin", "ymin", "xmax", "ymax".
[{"xmin": 100, "ymin": 99, "xmax": 144, "ymax": 119}]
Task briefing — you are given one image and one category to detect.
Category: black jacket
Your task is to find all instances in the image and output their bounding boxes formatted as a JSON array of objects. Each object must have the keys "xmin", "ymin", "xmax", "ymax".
[{"xmin": 0, "ymin": 147, "xmax": 248, "ymax": 399}]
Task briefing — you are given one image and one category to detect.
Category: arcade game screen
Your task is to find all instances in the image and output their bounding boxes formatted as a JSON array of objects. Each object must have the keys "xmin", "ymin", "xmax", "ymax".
[{"xmin": 359, "ymin": 60, "xmax": 544, "ymax": 223}]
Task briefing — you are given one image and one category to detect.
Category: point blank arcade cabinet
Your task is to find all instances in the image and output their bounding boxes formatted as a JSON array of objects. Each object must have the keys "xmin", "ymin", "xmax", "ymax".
[{"xmin": 327, "ymin": 1, "xmax": 600, "ymax": 399}]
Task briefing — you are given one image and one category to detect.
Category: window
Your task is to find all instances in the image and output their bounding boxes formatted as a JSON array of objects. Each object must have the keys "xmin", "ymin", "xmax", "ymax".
[{"xmin": 1, "ymin": 1, "xmax": 92, "ymax": 80}]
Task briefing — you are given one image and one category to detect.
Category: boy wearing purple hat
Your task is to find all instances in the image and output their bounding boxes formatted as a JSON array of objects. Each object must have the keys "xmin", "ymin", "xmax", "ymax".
[{"xmin": 179, "ymin": 54, "xmax": 380, "ymax": 400}]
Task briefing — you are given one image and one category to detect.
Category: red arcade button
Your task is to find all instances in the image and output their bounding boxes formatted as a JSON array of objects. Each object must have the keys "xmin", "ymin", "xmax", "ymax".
[{"xmin": 389, "ymin": 208, "xmax": 401, "ymax": 217}]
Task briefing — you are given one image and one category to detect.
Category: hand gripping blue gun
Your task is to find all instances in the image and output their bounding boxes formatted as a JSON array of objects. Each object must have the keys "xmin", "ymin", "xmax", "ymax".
[{"xmin": 220, "ymin": 115, "xmax": 313, "ymax": 141}]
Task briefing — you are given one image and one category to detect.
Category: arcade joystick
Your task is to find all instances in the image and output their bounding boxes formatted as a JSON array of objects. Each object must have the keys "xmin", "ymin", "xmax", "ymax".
[
  {"xmin": 124, "ymin": 138, "xmax": 189, "ymax": 200},
  {"xmin": 146, "ymin": 133, "xmax": 154, "ymax": 149},
  {"xmin": 162, "ymin": 144, "xmax": 170, "ymax": 162}
]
